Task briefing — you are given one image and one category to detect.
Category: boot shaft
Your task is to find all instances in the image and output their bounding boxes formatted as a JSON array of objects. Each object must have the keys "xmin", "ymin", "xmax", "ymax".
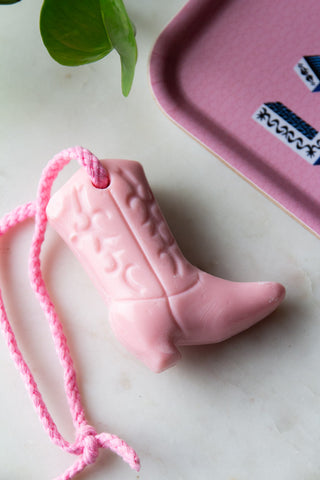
[{"xmin": 47, "ymin": 159, "xmax": 197, "ymax": 303}]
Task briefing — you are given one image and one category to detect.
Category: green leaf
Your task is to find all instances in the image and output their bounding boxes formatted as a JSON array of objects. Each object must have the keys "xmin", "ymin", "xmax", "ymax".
[
  {"xmin": 40, "ymin": 0, "xmax": 113, "ymax": 66},
  {"xmin": 0, "ymin": 0, "xmax": 21, "ymax": 4},
  {"xmin": 40, "ymin": 0, "xmax": 137, "ymax": 95},
  {"xmin": 99, "ymin": 0, "xmax": 137, "ymax": 96}
]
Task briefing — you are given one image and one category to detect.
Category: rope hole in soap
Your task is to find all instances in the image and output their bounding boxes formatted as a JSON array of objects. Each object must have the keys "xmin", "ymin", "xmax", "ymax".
[
  {"xmin": 86, "ymin": 162, "xmax": 110, "ymax": 190},
  {"xmin": 89, "ymin": 161, "xmax": 110, "ymax": 189},
  {"xmin": 72, "ymin": 146, "xmax": 110, "ymax": 190},
  {"xmin": 91, "ymin": 175, "xmax": 110, "ymax": 190}
]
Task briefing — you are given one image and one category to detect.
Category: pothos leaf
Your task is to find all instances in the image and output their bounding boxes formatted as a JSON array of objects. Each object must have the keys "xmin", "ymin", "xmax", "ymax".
[
  {"xmin": 0, "ymin": 0, "xmax": 21, "ymax": 4},
  {"xmin": 99, "ymin": 0, "xmax": 137, "ymax": 96},
  {"xmin": 40, "ymin": 0, "xmax": 113, "ymax": 66},
  {"xmin": 40, "ymin": 0, "xmax": 137, "ymax": 96}
]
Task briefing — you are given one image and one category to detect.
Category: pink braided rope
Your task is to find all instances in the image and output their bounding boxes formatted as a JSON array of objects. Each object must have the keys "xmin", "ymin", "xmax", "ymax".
[{"xmin": 0, "ymin": 147, "xmax": 140, "ymax": 478}]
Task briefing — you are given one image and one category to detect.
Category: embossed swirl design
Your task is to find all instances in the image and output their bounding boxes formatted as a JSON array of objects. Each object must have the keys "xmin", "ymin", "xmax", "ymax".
[{"xmin": 69, "ymin": 185, "xmax": 150, "ymax": 295}]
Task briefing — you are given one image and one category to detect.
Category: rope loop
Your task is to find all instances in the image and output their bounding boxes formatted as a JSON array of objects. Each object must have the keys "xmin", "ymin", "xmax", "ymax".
[{"xmin": 0, "ymin": 147, "xmax": 139, "ymax": 479}]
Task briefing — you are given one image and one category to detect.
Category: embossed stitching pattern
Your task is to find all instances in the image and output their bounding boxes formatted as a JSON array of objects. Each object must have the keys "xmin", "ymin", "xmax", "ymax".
[{"xmin": 117, "ymin": 167, "xmax": 199, "ymax": 295}]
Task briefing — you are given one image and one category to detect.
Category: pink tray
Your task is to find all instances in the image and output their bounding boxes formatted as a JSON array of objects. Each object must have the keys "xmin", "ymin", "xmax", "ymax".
[{"xmin": 149, "ymin": 0, "xmax": 320, "ymax": 237}]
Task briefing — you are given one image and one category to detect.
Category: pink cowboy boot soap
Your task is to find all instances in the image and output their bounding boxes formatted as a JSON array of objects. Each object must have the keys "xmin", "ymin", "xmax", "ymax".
[{"xmin": 47, "ymin": 159, "xmax": 285, "ymax": 372}]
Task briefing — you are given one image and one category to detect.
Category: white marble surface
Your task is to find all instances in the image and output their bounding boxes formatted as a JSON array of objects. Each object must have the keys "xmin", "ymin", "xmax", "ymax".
[{"xmin": 0, "ymin": 1, "xmax": 320, "ymax": 479}]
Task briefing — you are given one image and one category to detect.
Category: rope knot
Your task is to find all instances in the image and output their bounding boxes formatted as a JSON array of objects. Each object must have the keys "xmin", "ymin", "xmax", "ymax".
[
  {"xmin": 73, "ymin": 423, "xmax": 140, "ymax": 475},
  {"xmin": 76, "ymin": 425, "xmax": 102, "ymax": 466},
  {"xmin": 82, "ymin": 431, "xmax": 100, "ymax": 466}
]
